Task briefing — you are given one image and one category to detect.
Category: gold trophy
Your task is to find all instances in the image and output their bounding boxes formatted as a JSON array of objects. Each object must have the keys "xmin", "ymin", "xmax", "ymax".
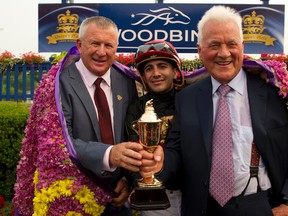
[{"xmin": 130, "ymin": 99, "xmax": 170, "ymax": 210}]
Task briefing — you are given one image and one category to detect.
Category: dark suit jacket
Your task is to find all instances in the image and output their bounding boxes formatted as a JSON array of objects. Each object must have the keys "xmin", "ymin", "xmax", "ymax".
[
  {"xmin": 159, "ymin": 71, "xmax": 288, "ymax": 215},
  {"xmin": 60, "ymin": 62, "xmax": 138, "ymax": 180}
]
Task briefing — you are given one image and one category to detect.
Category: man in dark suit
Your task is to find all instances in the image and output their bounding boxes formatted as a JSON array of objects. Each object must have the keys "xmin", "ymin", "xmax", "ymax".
[
  {"xmin": 60, "ymin": 16, "xmax": 142, "ymax": 215},
  {"xmin": 140, "ymin": 5, "xmax": 288, "ymax": 216}
]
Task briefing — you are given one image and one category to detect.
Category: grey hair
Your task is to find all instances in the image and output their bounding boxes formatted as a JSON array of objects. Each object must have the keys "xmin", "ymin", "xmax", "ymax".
[
  {"xmin": 78, "ymin": 16, "xmax": 118, "ymax": 41},
  {"xmin": 197, "ymin": 5, "xmax": 243, "ymax": 45}
]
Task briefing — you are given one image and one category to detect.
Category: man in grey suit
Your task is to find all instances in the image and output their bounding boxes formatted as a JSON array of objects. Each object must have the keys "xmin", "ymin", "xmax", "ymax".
[
  {"xmin": 140, "ymin": 5, "xmax": 288, "ymax": 216},
  {"xmin": 60, "ymin": 16, "xmax": 143, "ymax": 215}
]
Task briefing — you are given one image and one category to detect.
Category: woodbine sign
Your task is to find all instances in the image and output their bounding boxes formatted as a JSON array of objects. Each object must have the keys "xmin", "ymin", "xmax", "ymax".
[{"xmin": 38, "ymin": 3, "xmax": 285, "ymax": 54}]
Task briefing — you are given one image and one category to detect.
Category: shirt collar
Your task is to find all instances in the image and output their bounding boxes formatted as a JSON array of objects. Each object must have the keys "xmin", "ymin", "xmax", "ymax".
[
  {"xmin": 76, "ymin": 59, "xmax": 111, "ymax": 87},
  {"xmin": 211, "ymin": 68, "xmax": 246, "ymax": 95}
]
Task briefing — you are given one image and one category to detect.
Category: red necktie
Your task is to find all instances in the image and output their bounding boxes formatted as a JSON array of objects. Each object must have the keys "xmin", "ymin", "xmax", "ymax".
[
  {"xmin": 94, "ymin": 78, "xmax": 114, "ymax": 144},
  {"xmin": 209, "ymin": 84, "xmax": 234, "ymax": 207}
]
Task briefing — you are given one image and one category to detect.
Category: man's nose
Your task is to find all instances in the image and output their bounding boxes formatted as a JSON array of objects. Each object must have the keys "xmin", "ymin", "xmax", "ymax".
[{"xmin": 218, "ymin": 44, "xmax": 231, "ymax": 57}]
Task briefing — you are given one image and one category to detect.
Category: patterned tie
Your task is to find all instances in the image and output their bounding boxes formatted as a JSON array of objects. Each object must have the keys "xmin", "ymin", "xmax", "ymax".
[
  {"xmin": 209, "ymin": 84, "xmax": 234, "ymax": 207},
  {"xmin": 94, "ymin": 78, "xmax": 114, "ymax": 145}
]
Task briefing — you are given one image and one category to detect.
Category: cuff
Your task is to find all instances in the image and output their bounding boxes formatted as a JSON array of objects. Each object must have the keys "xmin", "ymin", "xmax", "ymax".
[
  {"xmin": 103, "ymin": 145, "xmax": 117, "ymax": 172},
  {"xmin": 282, "ymin": 195, "xmax": 288, "ymax": 206}
]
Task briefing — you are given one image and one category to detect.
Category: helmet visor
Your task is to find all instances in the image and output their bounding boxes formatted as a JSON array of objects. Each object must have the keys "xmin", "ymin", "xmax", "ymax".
[{"xmin": 135, "ymin": 42, "xmax": 178, "ymax": 60}]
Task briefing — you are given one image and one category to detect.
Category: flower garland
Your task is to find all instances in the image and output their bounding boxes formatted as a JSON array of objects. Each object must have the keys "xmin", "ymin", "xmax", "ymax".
[
  {"xmin": 13, "ymin": 61, "xmax": 112, "ymax": 215},
  {"xmin": 261, "ymin": 60, "xmax": 288, "ymax": 99},
  {"xmin": 183, "ymin": 58, "xmax": 288, "ymax": 108},
  {"xmin": 12, "ymin": 46, "xmax": 288, "ymax": 215}
]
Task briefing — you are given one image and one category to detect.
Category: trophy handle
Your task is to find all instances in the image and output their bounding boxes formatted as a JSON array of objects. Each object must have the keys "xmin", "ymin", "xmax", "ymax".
[{"xmin": 131, "ymin": 120, "xmax": 139, "ymax": 135}]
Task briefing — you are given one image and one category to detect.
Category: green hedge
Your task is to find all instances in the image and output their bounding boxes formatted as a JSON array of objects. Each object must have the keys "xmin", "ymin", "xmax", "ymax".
[{"xmin": 0, "ymin": 101, "xmax": 31, "ymax": 201}]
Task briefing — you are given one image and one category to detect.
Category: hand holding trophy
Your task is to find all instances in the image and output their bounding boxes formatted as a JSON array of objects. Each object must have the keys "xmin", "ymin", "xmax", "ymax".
[{"xmin": 130, "ymin": 99, "xmax": 170, "ymax": 210}]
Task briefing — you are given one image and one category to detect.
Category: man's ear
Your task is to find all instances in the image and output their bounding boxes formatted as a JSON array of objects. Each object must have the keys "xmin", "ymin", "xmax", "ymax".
[
  {"xmin": 197, "ymin": 44, "xmax": 203, "ymax": 60},
  {"xmin": 76, "ymin": 39, "xmax": 82, "ymax": 50}
]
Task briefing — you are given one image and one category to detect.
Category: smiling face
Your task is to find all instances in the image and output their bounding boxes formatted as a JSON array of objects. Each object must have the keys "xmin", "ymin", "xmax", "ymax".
[
  {"xmin": 142, "ymin": 59, "xmax": 178, "ymax": 94},
  {"xmin": 76, "ymin": 23, "xmax": 118, "ymax": 76},
  {"xmin": 197, "ymin": 19, "xmax": 244, "ymax": 84}
]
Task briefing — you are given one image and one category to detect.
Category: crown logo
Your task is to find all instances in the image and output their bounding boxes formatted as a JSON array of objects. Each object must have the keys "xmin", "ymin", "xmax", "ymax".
[
  {"xmin": 57, "ymin": 10, "xmax": 79, "ymax": 33},
  {"xmin": 46, "ymin": 10, "xmax": 79, "ymax": 44},
  {"xmin": 243, "ymin": 11, "xmax": 265, "ymax": 34},
  {"xmin": 242, "ymin": 10, "xmax": 276, "ymax": 46}
]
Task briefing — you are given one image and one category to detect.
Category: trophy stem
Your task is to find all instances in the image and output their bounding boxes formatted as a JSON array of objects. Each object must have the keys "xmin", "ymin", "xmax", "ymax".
[
  {"xmin": 137, "ymin": 175, "xmax": 163, "ymax": 188},
  {"xmin": 143, "ymin": 176, "xmax": 154, "ymax": 184}
]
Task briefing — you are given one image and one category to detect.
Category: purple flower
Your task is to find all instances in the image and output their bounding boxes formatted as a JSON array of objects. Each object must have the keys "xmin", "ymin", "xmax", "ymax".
[{"xmin": 13, "ymin": 64, "xmax": 112, "ymax": 215}]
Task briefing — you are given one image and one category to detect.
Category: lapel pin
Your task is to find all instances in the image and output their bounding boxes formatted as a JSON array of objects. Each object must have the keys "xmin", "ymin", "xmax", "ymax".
[{"xmin": 117, "ymin": 95, "xmax": 123, "ymax": 101}]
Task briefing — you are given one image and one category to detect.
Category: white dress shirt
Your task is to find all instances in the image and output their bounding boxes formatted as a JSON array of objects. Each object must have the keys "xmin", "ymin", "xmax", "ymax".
[{"xmin": 211, "ymin": 69, "xmax": 271, "ymax": 196}]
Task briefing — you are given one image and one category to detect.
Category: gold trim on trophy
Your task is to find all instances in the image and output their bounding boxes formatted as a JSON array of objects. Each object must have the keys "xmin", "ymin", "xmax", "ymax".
[{"xmin": 130, "ymin": 99, "xmax": 170, "ymax": 210}]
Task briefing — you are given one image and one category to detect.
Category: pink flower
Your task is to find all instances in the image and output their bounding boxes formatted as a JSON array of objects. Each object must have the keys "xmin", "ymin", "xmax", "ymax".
[
  {"xmin": 13, "ymin": 63, "xmax": 112, "ymax": 215},
  {"xmin": 262, "ymin": 60, "xmax": 288, "ymax": 99}
]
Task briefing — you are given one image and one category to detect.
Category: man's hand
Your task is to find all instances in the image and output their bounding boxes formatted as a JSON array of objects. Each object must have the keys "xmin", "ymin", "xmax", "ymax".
[
  {"xmin": 139, "ymin": 145, "xmax": 164, "ymax": 178},
  {"xmin": 109, "ymin": 142, "xmax": 143, "ymax": 172},
  {"xmin": 272, "ymin": 204, "xmax": 288, "ymax": 216},
  {"xmin": 112, "ymin": 178, "xmax": 130, "ymax": 207}
]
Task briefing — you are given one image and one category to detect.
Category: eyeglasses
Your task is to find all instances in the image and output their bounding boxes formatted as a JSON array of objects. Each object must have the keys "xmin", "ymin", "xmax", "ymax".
[{"xmin": 135, "ymin": 42, "xmax": 178, "ymax": 59}]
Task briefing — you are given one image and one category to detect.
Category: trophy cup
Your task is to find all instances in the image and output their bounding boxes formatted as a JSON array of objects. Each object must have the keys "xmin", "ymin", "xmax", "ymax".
[{"xmin": 129, "ymin": 99, "xmax": 170, "ymax": 210}]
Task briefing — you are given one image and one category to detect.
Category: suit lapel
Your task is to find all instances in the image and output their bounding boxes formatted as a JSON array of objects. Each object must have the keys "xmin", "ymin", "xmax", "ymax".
[
  {"xmin": 111, "ymin": 68, "xmax": 124, "ymax": 143},
  {"xmin": 68, "ymin": 64, "xmax": 101, "ymax": 140},
  {"xmin": 246, "ymin": 72, "xmax": 268, "ymax": 149},
  {"xmin": 197, "ymin": 78, "xmax": 214, "ymax": 160}
]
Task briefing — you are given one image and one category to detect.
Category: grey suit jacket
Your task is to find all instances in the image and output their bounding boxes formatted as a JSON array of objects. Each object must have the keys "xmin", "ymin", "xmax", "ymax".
[
  {"xmin": 60, "ymin": 62, "xmax": 138, "ymax": 177},
  {"xmin": 159, "ymin": 70, "xmax": 288, "ymax": 215}
]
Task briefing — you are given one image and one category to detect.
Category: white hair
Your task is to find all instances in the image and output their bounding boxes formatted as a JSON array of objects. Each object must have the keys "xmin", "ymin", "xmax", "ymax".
[{"xmin": 197, "ymin": 5, "xmax": 243, "ymax": 45}]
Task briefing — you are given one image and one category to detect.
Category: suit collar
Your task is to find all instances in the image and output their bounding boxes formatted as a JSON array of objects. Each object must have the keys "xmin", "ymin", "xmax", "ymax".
[
  {"xmin": 246, "ymin": 71, "xmax": 268, "ymax": 145},
  {"xmin": 196, "ymin": 77, "xmax": 214, "ymax": 159},
  {"xmin": 68, "ymin": 63, "xmax": 102, "ymax": 141},
  {"xmin": 111, "ymin": 66, "xmax": 125, "ymax": 143}
]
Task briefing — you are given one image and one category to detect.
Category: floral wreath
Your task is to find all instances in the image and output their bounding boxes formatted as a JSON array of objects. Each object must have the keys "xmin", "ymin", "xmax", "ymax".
[
  {"xmin": 13, "ymin": 47, "xmax": 113, "ymax": 216},
  {"xmin": 183, "ymin": 58, "xmax": 288, "ymax": 107},
  {"xmin": 13, "ymin": 46, "xmax": 288, "ymax": 215},
  {"xmin": 255, "ymin": 59, "xmax": 288, "ymax": 99}
]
